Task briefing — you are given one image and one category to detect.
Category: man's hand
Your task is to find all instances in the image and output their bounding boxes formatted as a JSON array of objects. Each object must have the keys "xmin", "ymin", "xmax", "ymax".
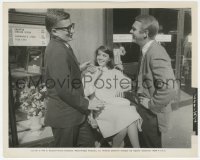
[
  {"xmin": 92, "ymin": 67, "xmax": 103, "ymax": 82},
  {"xmin": 115, "ymin": 64, "xmax": 124, "ymax": 71},
  {"xmin": 139, "ymin": 96, "xmax": 150, "ymax": 109},
  {"xmin": 88, "ymin": 99, "xmax": 105, "ymax": 111},
  {"xmin": 115, "ymin": 90, "xmax": 124, "ymax": 98},
  {"xmin": 87, "ymin": 65, "xmax": 97, "ymax": 73},
  {"xmin": 80, "ymin": 61, "xmax": 91, "ymax": 72}
]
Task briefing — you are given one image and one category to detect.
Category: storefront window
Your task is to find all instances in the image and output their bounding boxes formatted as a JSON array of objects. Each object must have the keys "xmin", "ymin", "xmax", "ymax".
[
  {"xmin": 113, "ymin": 9, "xmax": 141, "ymax": 80},
  {"xmin": 113, "ymin": 9, "xmax": 141, "ymax": 63},
  {"xmin": 9, "ymin": 20, "xmax": 53, "ymax": 147}
]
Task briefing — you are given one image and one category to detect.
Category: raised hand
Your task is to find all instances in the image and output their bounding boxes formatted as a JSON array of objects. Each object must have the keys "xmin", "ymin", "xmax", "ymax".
[
  {"xmin": 88, "ymin": 99, "xmax": 105, "ymax": 111},
  {"xmin": 87, "ymin": 64, "xmax": 97, "ymax": 74},
  {"xmin": 138, "ymin": 96, "xmax": 150, "ymax": 109},
  {"xmin": 92, "ymin": 67, "xmax": 103, "ymax": 82},
  {"xmin": 115, "ymin": 90, "xmax": 124, "ymax": 98},
  {"xmin": 80, "ymin": 61, "xmax": 92, "ymax": 72}
]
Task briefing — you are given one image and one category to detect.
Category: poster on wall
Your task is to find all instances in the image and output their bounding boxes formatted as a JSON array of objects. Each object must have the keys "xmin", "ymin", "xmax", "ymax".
[{"xmin": 9, "ymin": 23, "xmax": 49, "ymax": 46}]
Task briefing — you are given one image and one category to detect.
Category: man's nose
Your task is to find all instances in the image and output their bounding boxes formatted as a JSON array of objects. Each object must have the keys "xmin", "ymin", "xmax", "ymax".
[
  {"xmin": 70, "ymin": 27, "xmax": 75, "ymax": 33},
  {"xmin": 130, "ymin": 29, "xmax": 133, "ymax": 34}
]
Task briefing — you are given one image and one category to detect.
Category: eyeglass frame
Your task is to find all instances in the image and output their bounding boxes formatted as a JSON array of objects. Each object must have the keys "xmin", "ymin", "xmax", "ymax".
[{"xmin": 53, "ymin": 23, "xmax": 75, "ymax": 32}]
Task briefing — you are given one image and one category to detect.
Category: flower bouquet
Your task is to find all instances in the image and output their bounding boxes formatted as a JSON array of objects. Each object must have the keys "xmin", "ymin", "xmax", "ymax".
[{"xmin": 19, "ymin": 83, "xmax": 47, "ymax": 120}]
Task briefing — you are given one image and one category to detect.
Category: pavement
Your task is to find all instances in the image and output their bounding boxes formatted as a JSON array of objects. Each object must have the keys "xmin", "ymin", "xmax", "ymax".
[{"xmin": 162, "ymin": 90, "xmax": 194, "ymax": 148}]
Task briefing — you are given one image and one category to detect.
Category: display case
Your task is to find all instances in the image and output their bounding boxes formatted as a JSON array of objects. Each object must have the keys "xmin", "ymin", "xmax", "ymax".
[{"xmin": 9, "ymin": 11, "xmax": 54, "ymax": 147}]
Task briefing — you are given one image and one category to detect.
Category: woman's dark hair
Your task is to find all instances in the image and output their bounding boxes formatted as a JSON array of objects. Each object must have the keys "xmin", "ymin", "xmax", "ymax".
[
  {"xmin": 95, "ymin": 46, "xmax": 114, "ymax": 69},
  {"xmin": 45, "ymin": 9, "xmax": 70, "ymax": 33}
]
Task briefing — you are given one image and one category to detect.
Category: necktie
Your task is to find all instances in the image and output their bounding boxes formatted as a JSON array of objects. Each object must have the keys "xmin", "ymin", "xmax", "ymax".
[{"xmin": 136, "ymin": 51, "xmax": 143, "ymax": 93}]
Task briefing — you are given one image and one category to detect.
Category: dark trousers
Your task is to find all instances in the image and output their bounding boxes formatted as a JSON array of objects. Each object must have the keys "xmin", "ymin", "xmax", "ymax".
[
  {"xmin": 52, "ymin": 120, "xmax": 95, "ymax": 147},
  {"xmin": 136, "ymin": 104, "xmax": 162, "ymax": 148}
]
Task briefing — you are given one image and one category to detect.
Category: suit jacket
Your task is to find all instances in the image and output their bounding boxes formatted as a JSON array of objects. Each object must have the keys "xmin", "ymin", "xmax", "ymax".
[
  {"xmin": 137, "ymin": 40, "xmax": 178, "ymax": 132},
  {"xmin": 44, "ymin": 37, "xmax": 89, "ymax": 128}
]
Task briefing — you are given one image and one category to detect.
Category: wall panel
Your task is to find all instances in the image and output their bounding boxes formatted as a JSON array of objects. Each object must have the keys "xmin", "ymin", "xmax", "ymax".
[{"xmin": 66, "ymin": 9, "xmax": 105, "ymax": 64}]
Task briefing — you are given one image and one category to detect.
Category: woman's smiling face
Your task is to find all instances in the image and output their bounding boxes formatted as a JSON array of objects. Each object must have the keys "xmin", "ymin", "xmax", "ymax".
[{"xmin": 96, "ymin": 50, "xmax": 110, "ymax": 67}]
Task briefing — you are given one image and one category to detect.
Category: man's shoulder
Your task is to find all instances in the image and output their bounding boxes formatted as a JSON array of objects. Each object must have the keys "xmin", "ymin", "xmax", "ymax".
[
  {"xmin": 147, "ymin": 41, "xmax": 170, "ymax": 60},
  {"xmin": 148, "ymin": 41, "xmax": 165, "ymax": 53},
  {"xmin": 46, "ymin": 39, "xmax": 70, "ymax": 55},
  {"xmin": 47, "ymin": 39, "xmax": 66, "ymax": 50}
]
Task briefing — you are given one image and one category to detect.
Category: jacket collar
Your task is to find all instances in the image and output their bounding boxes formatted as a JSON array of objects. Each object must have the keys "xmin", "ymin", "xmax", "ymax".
[
  {"xmin": 51, "ymin": 36, "xmax": 80, "ymax": 70},
  {"xmin": 142, "ymin": 40, "xmax": 154, "ymax": 56},
  {"xmin": 50, "ymin": 35, "xmax": 71, "ymax": 47}
]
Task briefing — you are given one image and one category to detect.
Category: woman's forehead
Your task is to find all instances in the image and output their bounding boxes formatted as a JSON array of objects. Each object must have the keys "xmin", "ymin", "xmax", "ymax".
[{"xmin": 98, "ymin": 50, "xmax": 108, "ymax": 55}]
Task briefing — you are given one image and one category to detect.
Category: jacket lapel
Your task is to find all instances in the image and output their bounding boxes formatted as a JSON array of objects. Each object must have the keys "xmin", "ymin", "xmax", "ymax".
[
  {"xmin": 142, "ymin": 40, "xmax": 156, "ymax": 71},
  {"xmin": 67, "ymin": 46, "xmax": 80, "ymax": 69},
  {"xmin": 137, "ymin": 41, "xmax": 155, "ymax": 95}
]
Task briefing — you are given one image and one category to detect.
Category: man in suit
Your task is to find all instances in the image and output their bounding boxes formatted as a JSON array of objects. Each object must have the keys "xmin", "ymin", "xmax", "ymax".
[
  {"xmin": 44, "ymin": 9, "xmax": 104, "ymax": 147},
  {"xmin": 130, "ymin": 15, "xmax": 178, "ymax": 148}
]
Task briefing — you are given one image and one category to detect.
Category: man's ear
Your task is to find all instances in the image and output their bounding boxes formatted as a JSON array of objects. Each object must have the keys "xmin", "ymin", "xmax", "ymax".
[
  {"xmin": 51, "ymin": 28, "xmax": 57, "ymax": 36},
  {"xmin": 143, "ymin": 30, "xmax": 149, "ymax": 39}
]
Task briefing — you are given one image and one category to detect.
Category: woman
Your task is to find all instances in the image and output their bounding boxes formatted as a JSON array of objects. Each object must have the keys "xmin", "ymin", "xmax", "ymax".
[{"xmin": 83, "ymin": 46, "xmax": 142, "ymax": 147}]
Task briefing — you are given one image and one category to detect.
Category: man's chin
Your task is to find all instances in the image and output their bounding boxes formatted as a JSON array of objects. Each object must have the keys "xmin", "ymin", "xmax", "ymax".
[
  {"xmin": 132, "ymin": 39, "xmax": 136, "ymax": 43},
  {"xmin": 64, "ymin": 38, "xmax": 73, "ymax": 42},
  {"xmin": 132, "ymin": 39, "xmax": 139, "ymax": 44}
]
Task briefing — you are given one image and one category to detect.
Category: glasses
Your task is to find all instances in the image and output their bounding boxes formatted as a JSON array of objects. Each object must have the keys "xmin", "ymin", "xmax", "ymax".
[{"xmin": 54, "ymin": 23, "xmax": 75, "ymax": 32}]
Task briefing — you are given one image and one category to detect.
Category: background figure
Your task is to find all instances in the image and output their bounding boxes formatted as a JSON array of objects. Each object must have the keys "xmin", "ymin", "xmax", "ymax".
[
  {"xmin": 130, "ymin": 15, "xmax": 178, "ymax": 148},
  {"xmin": 113, "ymin": 43, "xmax": 126, "ymax": 71},
  {"xmin": 182, "ymin": 33, "xmax": 192, "ymax": 86},
  {"xmin": 44, "ymin": 9, "xmax": 104, "ymax": 147},
  {"xmin": 83, "ymin": 46, "xmax": 142, "ymax": 148}
]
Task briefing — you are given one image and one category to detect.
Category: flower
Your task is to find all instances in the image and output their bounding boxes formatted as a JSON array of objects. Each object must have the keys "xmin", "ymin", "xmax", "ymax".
[{"xmin": 19, "ymin": 83, "xmax": 47, "ymax": 119}]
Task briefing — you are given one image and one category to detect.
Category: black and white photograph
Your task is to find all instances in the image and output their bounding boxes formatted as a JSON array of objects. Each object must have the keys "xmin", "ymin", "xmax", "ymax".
[{"xmin": 3, "ymin": 1, "xmax": 198, "ymax": 158}]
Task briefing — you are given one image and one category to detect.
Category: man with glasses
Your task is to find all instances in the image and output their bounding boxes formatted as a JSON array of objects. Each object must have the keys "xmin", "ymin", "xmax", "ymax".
[
  {"xmin": 44, "ymin": 9, "xmax": 104, "ymax": 147},
  {"xmin": 130, "ymin": 15, "xmax": 178, "ymax": 148}
]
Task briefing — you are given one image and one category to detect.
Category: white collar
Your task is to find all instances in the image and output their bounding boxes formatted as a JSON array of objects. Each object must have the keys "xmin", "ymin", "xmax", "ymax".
[
  {"xmin": 142, "ymin": 40, "xmax": 154, "ymax": 55},
  {"xmin": 64, "ymin": 43, "xmax": 71, "ymax": 48}
]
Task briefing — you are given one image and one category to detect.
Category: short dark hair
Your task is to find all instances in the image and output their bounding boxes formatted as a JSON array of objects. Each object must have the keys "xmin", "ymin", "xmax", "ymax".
[
  {"xmin": 45, "ymin": 9, "xmax": 70, "ymax": 33},
  {"xmin": 95, "ymin": 46, "xmax": 114, "ymax": 69},
  {"xmin": 135, "ymin": 15, "xmax": 159, "ymax": 39}
]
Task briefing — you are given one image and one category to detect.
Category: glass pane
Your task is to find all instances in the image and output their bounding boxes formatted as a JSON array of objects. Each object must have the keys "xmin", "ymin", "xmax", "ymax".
[
  {"xmin": 9, "ymin": 45, "xmax": 50, "ymax": 146},
  {"xmin": 181, "ymin": 10, "xmax": 194, "ymax": 95},
  {"xmin": 113, "ymin": 9, "xmax": 140, "ymax": 34},
  {"xmin": 113, "ymin": 9, "xmax": 141, "ymax": 63},
  {"xmin": 9, "ymin": 22, "xmax": 52, "ymax": 146},
  {"xmin": 113, "ymin": 9, "xmax": 141, "ymax": 79},
  {"xmin": 10, "ymin": 46, "xmax": 46, "ymax": 118}
]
